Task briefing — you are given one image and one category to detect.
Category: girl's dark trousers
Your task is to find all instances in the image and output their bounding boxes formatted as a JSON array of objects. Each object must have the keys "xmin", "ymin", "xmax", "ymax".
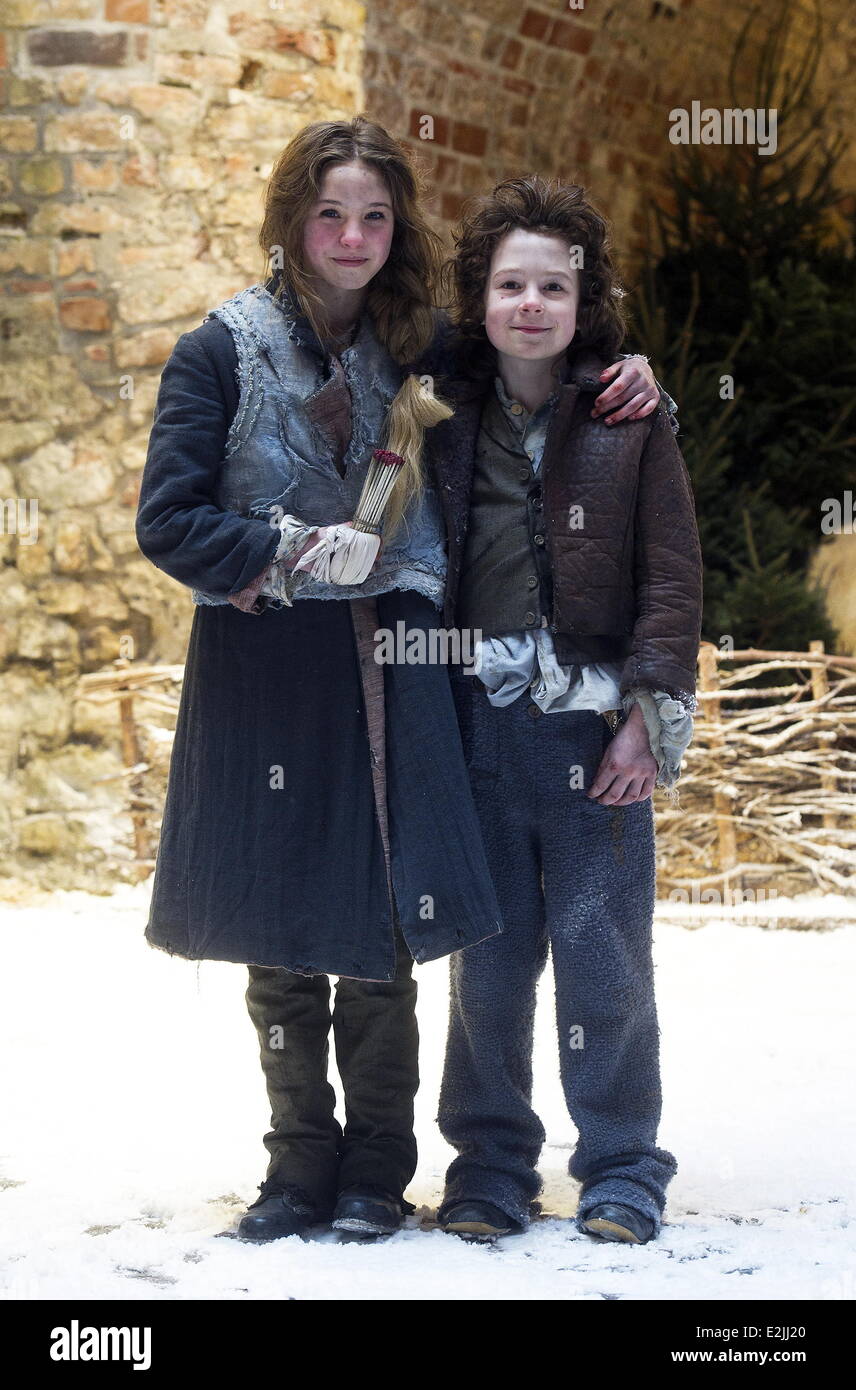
[
  {"xmin": 437, "ymin": 673, "xmax": 677, "ymax": 1235},
  {"xmin": 245, "ymin": 919, "xmax": 418, "ymax": 1217}
]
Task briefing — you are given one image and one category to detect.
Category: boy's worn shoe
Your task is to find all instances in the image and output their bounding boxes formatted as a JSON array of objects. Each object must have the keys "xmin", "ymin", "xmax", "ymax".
[
  {"xmin": 439, "ymin": 1200, "xmax": 522, "ymax": 1243},
  {"xmin": 332, "ymin": 1185, "xmax": 406, "ymax": 1236},
  {"xmin": 578, "ymin": 1202, "xmax": 656, "ymax": 1244},
  {"xmin": 236, "ymin": 1181, "xmax": 326, "ymax": 1243}
]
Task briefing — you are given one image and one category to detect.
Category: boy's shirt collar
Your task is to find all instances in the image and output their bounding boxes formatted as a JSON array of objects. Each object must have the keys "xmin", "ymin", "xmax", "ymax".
[
  {"xmin": 490, "ymin": 350, "xmax": 609, "ymax": 468},
  {"xmin": 491, "ymin": 367, "xmax": 567, "ymax": 469}
]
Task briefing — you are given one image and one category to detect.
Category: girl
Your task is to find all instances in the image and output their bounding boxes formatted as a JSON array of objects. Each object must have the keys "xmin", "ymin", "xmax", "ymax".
[
  {"xmin": 426, "ymin": 177, "xmax": 704, "ymax": 1246},
  {"xmin": 136, "ymin": 122, "xmax": 663, "ymax": 1241}
]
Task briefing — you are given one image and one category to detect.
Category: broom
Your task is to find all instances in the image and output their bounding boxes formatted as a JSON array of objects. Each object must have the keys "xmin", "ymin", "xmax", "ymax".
[{"xmin": 292, "ymin": 449, "xmax": 405, "ymax": 585}]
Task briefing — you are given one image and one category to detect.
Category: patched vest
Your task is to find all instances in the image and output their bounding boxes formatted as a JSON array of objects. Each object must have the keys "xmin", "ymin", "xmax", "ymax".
[{"xmin": 192, "ymin": 283, "xmax": 447, "ymax": 608}]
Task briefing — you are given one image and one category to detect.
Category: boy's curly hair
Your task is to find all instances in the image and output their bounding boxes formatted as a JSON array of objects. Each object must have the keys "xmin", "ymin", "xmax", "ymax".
[{"xmin": 441, "ymin": 175, "xmax": 628, "ymax": 376}]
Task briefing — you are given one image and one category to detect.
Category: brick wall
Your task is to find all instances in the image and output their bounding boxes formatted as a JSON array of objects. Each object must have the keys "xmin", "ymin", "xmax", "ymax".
[{"xmin": 363, "ymin": 0, "xmax": 856, "ymax": 258}]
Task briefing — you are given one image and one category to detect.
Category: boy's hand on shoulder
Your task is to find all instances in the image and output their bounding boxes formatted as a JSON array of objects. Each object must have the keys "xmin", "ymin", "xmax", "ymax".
[
  {"xmin": 587, "ymin": 704, "xmax": 657, "ymax": 805},
  {"xmin": 592, "ymin": 357, "xmax": 659, "ymax": 426}
]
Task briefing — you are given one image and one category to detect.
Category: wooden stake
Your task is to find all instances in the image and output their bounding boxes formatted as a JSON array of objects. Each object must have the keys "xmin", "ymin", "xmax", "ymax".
[
  {"xmin": 810, "ymin": 639, "xmax": 839, "ymax": 832},
  {"xmin": 698, "ymin": 644, "xmax": 741, "ymax": 899}
]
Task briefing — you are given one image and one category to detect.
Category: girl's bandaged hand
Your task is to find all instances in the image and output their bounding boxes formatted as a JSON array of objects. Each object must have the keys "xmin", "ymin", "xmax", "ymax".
[{"xmin": 292, "ymin": 522, "xmax": 381, "ymax": 585}]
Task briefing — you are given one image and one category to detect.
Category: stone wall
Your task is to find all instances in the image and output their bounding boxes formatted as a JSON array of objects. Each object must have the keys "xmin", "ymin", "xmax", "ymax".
[
  {"xmin": 0, "ymin": 0, "xmax": 853, "ymax": 890},
  {"xmin": 0, "ymin": 1, "xmax": 367, "ymax": 888}
]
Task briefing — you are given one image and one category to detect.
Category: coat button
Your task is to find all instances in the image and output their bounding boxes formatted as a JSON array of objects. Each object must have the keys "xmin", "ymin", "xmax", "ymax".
[
  {"xmin": 510, "ymin": 402, "xmax": 524, "ymax": 415},
  {"xmin": 527, "ymin": 702, "xmax": 541, "ymax": 718},
  {"xmin": 518, "ymin": 466, "xmax": 530, "ymax": 481},
  {"xmin": 527, "ymin": 575, "xmax": 538, "ymax": 589},
  {"xmin": 524, "ymin": 611, "xmax": 536, "ymax": 625},
  {"xmin": 534, "ymin": 534, "xmax": 545, "ymax": 545}
]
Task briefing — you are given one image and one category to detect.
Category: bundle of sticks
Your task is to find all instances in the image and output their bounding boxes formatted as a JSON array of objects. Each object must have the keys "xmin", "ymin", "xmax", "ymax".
[
  {"xmin": 350, "ymin": 449, "xmax": 404, "ymax": 534},
  {"xmin": 293, "ymin": 448, "xmax": 404, "ymax": 584}
]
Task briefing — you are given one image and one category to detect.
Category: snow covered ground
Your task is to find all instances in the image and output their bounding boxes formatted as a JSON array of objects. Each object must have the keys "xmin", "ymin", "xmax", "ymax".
[{"xmin": 0, "ymin": 882, "xmax": 854, "ymax": 1302}]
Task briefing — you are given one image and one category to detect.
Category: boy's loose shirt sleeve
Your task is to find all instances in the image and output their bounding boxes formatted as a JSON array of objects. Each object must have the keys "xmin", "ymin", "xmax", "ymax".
[
  {"xmin": 135, "ymin": 331, "xmax": 280, "ymax": 602},
  {"xmin": 620, "ymin": 686, "xmax": 695, "ymax": 798}
]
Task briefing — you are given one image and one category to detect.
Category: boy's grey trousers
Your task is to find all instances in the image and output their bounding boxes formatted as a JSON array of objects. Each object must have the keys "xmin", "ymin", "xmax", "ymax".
[{"xmin": 437, "ymin": 674, "xmax": 678, "ymax": 1234}]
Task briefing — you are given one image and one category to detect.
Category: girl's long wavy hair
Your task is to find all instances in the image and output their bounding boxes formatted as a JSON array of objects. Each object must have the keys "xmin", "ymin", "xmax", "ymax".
[
  {"xmin": 441, "ymin": 175, "xmax": 628, "ymax": 377},
  {"xmin": 258, "ymin": 116, "xmax": 452, "ymax": 538}
]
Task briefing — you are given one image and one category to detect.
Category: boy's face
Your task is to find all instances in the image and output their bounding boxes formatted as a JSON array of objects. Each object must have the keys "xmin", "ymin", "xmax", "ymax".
[
  {"xmin": 483, "ymin": 229, "xmax": 580, "ymax": 364},
  {"xmin": 303, "ymin": 159, "xmax": 395, "ymax": 291}
]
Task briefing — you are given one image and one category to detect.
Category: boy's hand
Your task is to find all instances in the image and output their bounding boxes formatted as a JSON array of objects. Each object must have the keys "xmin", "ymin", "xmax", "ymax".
[
  {"xmin": 587, "ymin": 704, "xmax": 657, "ymax": 805},
  {"xmin": 592, "ymin": 357, "xmax": 659, "ymax": 425}
]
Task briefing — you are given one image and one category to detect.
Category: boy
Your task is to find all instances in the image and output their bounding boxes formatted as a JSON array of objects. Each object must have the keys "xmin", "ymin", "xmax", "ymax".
[{"xmin": 428, "ymin": 177, "xmax": 703, "ymax": 1244}]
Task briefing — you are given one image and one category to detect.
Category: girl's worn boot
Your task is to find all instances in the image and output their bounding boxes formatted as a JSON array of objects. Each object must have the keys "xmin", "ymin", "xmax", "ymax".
[
  {"xmin": 332, "ymin": 1184, "xmax": 410, "ymax": 1236},
  {"xmin": 236, "ymin": 1181, "xmax": 328, "ymax": 1242}
]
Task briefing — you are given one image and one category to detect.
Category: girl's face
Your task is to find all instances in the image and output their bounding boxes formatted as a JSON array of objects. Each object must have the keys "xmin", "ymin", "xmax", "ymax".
[
  {"xmin": 303, "ymin": 159, "xmax": 395, "ymax": 292},
  {"xmin": 483, "ymin": 229, "xmax": 580, "ymax": 363}
]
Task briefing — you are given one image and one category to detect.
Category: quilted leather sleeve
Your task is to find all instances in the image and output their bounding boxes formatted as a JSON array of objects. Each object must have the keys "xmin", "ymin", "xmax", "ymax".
[{"xmin": 618, "ymin": 407, "xmax": 703, "ymax": 711}]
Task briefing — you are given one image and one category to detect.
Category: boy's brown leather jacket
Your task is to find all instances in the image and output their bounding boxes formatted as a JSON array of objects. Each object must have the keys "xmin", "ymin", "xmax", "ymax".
[{"xmin": 426, "ymin": 350, "xmax": 704, "ymax": 711}]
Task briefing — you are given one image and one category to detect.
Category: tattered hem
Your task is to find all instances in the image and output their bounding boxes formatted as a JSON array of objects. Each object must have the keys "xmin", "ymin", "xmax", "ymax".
[{"xmin": 143, "ymin": 928, "xmax": 397, "ymax": 982}]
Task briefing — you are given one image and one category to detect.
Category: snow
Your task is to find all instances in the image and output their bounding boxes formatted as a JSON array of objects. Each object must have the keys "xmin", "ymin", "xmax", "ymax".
[{"xmin": 1, "ymin": 882, "xmax": 854, "ymax": 1301}]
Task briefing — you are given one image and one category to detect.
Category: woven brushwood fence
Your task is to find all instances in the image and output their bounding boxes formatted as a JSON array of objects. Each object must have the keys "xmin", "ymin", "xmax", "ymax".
[
  {"xmin": 658, "ymin": 641, "xmax": 856, "ymax": 901},
  {"xmin": 75, "ymin": 641, "xmax": 856, "ymax": 901}
]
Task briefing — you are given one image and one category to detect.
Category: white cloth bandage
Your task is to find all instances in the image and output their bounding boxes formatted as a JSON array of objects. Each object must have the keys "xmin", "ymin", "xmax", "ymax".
[
  {"xmin": 272, "ymin": 513, "xmax": 317, "ymax": 564},
  {"xmin": 292, "ymin": 523, "xmax": 380, "ymax": 585}
]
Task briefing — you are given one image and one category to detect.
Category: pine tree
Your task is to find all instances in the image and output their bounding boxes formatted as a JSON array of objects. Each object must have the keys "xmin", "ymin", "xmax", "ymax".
[{"xmin": 628, "ymin": 0, "xmax": 854, "ymax": 661}]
